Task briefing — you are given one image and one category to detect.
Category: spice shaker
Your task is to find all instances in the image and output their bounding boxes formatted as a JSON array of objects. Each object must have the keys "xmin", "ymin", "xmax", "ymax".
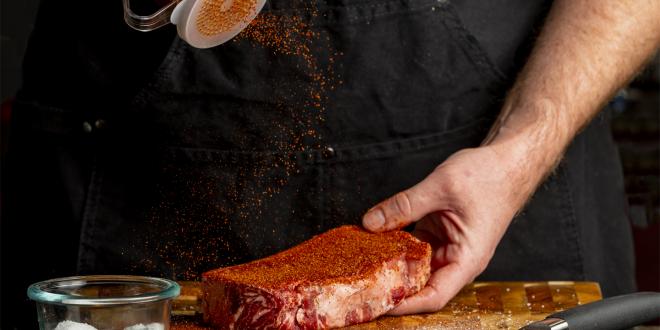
[{"xmin": 122, "ymin": 0, "xmax": 267, "ymax": 48}]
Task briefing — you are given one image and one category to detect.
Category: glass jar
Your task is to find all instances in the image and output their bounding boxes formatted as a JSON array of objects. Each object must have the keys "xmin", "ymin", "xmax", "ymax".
[{"xmin": 27, "ymin": 275, "xmax": 180, "ymax": 330}]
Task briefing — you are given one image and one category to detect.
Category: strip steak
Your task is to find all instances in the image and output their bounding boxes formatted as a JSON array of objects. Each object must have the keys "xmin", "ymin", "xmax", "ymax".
[{"xmin": 202, "ymin": 225, "xmax": 432, "ymax": 329}]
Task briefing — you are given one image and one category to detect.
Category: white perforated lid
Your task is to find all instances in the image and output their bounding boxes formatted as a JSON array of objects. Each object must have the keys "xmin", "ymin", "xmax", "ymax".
[{"xmin": 171, "ymin": 0, "xmax": 267, "ymax": 48}]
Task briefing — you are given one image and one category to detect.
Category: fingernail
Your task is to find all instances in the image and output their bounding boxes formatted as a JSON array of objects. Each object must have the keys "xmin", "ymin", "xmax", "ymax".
[{"xmin": 364, "ymin": 208, "xmax": 385, "ymax": 231}]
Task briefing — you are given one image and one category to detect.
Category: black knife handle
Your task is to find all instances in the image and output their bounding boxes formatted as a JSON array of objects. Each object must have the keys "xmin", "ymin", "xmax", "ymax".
[{"xmin": 550, "ymin": 291, "xmax": 660, "ymax": 330}]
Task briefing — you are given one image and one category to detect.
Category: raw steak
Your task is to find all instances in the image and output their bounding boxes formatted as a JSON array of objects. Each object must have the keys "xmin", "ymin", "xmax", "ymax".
[{"xmin": 202, "ymin": 225, "xmax": 432, "ymax": 329}]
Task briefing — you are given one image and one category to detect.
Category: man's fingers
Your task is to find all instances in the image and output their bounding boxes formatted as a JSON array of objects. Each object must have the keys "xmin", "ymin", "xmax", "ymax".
[
  {"xmin": 362, "ymin": 181, "xmax": 436, "ymax": 232},
  {"xmin": 387, "ymin": 263, "xmax": 469, "ymax": 315}
]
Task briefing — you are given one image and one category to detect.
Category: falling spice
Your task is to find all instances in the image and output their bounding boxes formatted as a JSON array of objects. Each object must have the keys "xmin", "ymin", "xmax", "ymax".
[
  {"xmin": 131, "ymin": 1, "xmax": 344, "ymax": 281},
  {"xmin": 233, "ymin": 5, "xmax": 342, "ymax": 161},
  {"xmin": 220, "ymin": 4, "xmax": 344, "ymax": 250}
]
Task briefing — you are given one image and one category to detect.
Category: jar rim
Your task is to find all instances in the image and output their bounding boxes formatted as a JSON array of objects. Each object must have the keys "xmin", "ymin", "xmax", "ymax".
[{"xmin": 27, "ymin": 275, "xmax": 180, "ymax": 306}]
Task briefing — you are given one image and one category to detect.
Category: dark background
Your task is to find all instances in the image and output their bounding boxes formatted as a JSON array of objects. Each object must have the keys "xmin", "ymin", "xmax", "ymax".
[
  {"xmin": 1, "ymin": 0, "xmax": 658, "ymax": 327},
  {"xmin": 1, "ymin": 0, "xmax": 40, "ymax": 102}
]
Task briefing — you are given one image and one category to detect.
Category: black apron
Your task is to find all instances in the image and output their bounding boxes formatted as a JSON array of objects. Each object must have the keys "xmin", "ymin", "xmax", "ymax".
[
  {"xmin": 77, "ymin": 0, "xmax": 510, "ymax": 277},
  {"xmin": 3, "ymin": 0, "xmax": 635, "ymax": 327}
]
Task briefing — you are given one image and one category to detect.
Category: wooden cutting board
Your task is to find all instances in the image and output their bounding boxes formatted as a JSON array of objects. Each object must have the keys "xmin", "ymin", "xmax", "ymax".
[{"xmin": 171, "ymin": 281, "xmax": 602, "ymax": 330}]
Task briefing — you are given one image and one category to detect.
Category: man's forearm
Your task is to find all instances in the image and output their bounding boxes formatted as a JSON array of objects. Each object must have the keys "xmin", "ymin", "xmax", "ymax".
[{"xmin": 483, "ymin": 0, "xmax": 660, "ymax": 201}]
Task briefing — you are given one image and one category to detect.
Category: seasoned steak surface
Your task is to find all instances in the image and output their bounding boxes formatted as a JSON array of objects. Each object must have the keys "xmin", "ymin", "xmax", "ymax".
[{"xmin": 203, "ymin": 226, "xmax": 432, "ymax": 329}]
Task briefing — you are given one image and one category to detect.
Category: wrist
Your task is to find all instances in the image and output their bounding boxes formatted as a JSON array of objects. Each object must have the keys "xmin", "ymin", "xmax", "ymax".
[
  {"xmin": 489, "ymin": 97, "xmax": 571, "ymax": 161},
  {"xmin": 483, "ymin": 98, "xmax": 572, "ymax": 194}
]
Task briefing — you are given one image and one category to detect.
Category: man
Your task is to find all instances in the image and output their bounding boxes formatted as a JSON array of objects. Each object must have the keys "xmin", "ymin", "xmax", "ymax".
[
  {"xmin": 2, "ymin": 0, "xmax": 658, "ymax": 328},
  {"xmin": 364, "ymin": 1, "xmax": 660, "ymax": 314}
]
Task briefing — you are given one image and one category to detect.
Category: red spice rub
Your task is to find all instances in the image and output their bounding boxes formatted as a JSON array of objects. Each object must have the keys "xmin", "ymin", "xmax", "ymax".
[
  {"xmin": 203, "ymin": 226, "xmax": 430, "ymax": 289},
  {"xmin": 196, "ymin": 0, "xmax": 258, "ymax": 36}
]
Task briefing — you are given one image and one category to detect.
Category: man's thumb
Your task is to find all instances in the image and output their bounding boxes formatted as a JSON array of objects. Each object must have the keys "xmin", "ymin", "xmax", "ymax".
[{"xmin": 362, "ymin": 182, "xmax": 436, "ymax": 232}]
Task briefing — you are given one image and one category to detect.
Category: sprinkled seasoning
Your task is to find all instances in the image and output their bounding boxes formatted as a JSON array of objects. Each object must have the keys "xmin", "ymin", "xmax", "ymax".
[
  {"xmin": 234, "ymin": 4, "xmax": 342, "ymax": 154},
  {"xmin": 130, "ymin": 0, "xmax": 344, "ymax": 281},
  {"xmin": 204, "ymin": 226, "xmax": 431, "ymax": 288}
]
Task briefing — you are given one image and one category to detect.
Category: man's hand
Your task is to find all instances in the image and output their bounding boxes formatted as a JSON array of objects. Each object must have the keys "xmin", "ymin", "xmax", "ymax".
[
  {"xmin": 362, "ymin": 146, "xmax": 534, "ymax": 314},
  {"xmin": 363, "ymin": 0, "xmax": 660, "ymax": 315}
]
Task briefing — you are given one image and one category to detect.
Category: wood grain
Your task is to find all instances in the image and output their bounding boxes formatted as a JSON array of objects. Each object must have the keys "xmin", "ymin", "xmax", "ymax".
[{"xmin": 171, "ymin": 281, "xmax": 602, "ymax": 330}]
